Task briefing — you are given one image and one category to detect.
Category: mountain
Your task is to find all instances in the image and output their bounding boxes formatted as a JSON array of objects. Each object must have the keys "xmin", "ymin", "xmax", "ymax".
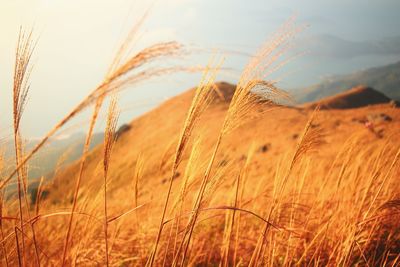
[
  {"xmin": 296, "ymin": 61, "xmax": 400, "ymax": 103},
  {"xmin": 303, "ymin": 85, "xmax": 395, "ymax": 110},
  {"xmin": 44, "ymin": 82, "xmax": 399, "ymax": 205},
  {"xmin": 0, "ymin": 132, "xmax": 104, "ymax": 184}
]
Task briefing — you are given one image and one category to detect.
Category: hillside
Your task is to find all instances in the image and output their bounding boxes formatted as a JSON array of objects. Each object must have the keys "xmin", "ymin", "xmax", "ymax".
[
  {"xmin": 46, "ymin": 83, "xmax": 400, "ymax": 200},
  {"xmin": 297, "ymin": 61, "xmax": 400, "ymax": 103},
  {"xmin": 34, "ymin": 82, "xmax": 400, "ymax": 265}
]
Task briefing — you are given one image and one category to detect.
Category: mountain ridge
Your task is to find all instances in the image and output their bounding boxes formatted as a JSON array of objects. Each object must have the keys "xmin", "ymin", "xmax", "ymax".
[
  {"xmin": 303, "ymin": 85, "xmax": 396, "ymax": 110},
  {"xmin": 296, "ymin": 60, "xmax": 400, "ymax": 103}
]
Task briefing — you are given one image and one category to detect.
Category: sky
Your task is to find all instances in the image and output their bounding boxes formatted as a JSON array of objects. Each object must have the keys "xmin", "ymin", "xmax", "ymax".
[{"xmin": 1, "ymin": 0, "xmax": 400, "ymax": 137}]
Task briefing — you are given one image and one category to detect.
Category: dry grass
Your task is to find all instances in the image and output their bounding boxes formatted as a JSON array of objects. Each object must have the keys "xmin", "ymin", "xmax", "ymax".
[
  {"xmin": 148, "ymin": 57, "xmax": 223, "ymax": 267},
  {"xmin": 11, "ymin": 28, "xmax": 40, "ymax": 267},
  {"xmin": 0, "ymin": 18, "xmax": 399, "ymax": 267}
]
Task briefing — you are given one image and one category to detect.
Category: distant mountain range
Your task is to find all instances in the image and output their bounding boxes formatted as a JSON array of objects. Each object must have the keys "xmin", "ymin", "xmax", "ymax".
[
  {"xmin": 1, "ymin": 132, "xmax": 104, "ymax": 184},
  {"xmin": 296, "ymin": 61, "xmax": 400, "ymax": 103}
]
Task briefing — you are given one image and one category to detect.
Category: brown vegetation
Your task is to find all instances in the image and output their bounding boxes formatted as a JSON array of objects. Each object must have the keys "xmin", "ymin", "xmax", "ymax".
[{"xmin": 1, "ymin": 20, "xmax": 399, "ymax": 267}]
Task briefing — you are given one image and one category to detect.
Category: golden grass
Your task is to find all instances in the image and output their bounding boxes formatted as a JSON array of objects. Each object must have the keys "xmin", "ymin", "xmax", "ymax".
[
  {"xmin": 0, "ymin": 18, "xmax": 399, "ymax": 267},
  {"xmin": 171, "ymin": 20, "xmax": 298, "ymax": 266},
  {"xmin": 103, "ymin": 96, "xmax": 120, "ymax": 267},
  {"xmin": 148, "ymin": 58, "xmax": 223, "ymax": 267},
  {"xmin": 11, "ymin": 27, "xmax": 40, "ymax": 267}
]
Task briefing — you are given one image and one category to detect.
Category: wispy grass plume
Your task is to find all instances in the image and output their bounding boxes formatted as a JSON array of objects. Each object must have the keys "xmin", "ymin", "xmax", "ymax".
[
  {"xmin": 12, "ymin": 27, "xmax": 40, "ymax": 267},
  {"xmin": 103, "ymin": 96, "xmax": 119, "ymax": 266},
  {"xmin": 1, "ymin": 25, "xmax": 184, "ymax": 192}
]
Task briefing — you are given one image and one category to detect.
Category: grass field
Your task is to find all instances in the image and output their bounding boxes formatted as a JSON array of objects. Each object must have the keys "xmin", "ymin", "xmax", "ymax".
[{"xmin": 1, "ymin": 20, "xmax": 399, "ymax": 267}]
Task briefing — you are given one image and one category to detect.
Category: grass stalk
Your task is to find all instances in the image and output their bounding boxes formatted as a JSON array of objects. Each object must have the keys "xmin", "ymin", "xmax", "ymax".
[
  {"xmin": 148, "ymin": 59, "xmax": 221, "ymax": 266},
  {"xmin": 103, "ymin": 97, "xmax": 119, "ymax": 266}
]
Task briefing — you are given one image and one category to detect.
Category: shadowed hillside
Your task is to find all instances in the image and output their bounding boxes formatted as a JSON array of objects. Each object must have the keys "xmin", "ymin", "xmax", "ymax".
[{"xmin": 303, "ymin": 85, "xmax": 396, "ymax": 109}]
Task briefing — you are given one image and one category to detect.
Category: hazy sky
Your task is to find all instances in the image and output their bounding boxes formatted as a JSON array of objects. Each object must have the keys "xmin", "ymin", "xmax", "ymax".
[{"xmin": 1, "ymin": 0, "xmax": 400, "ymax": 137}]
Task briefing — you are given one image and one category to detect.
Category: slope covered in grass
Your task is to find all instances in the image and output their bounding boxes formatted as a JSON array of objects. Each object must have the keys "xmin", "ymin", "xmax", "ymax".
[{"xmin": 28, "ymin": 82, "xmax": 400, "ymax": 266}]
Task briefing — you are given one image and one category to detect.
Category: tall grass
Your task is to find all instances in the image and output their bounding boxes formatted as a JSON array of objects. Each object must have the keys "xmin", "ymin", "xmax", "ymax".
[
  {"xmin": 103, "ymin": 97, "xmax": 119, "ymax": 266},
  {"xmin": 1, "ymin": 17, "xmax": 399, "ymax": 267},
  {"xmin": 148, "ymin": 58, "xmax": 222, "ymax": 266},
  {"xmin": 0, "ymin": 27, "xmax": 183, "ymax": 192},
  {"xmin": 11, "ymin": 28, "xmax": 40, "ymax": 267},
  {"xmin": 172, "ymin": 20, "xmax": 297, "ymax": 266}
]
